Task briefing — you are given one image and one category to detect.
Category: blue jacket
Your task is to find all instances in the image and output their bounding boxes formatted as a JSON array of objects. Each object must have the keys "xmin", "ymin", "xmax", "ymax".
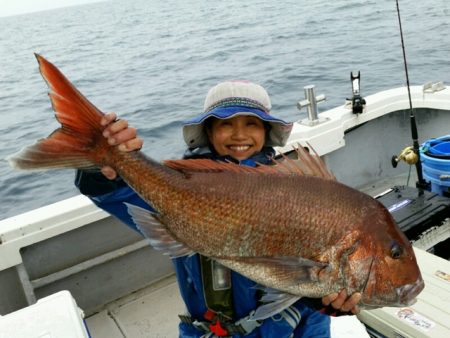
[{"xmin": 75, "ymin": 147, "xmax": 331, "ymax": 337}]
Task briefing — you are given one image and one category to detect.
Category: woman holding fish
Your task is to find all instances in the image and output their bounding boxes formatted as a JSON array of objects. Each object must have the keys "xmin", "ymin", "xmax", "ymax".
[
  {"xmin": 10, "ymin": 56, "xmax": 424, "ymax": 336},
  {"xmin": 75, "ymin": 81, "xmax": 363, "ymax": 337}
]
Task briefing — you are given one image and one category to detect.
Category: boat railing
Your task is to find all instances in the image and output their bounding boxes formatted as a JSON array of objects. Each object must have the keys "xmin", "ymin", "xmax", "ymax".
[{"xmin": 0, "ymin": 195, "xmax": 174, "ymax": 316}]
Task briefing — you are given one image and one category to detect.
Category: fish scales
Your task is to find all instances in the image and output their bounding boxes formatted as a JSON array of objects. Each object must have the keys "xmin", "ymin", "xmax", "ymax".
[
  {"xmin": 97, "ymin": 144, "xmax": 343, "ymax": 259},
  {"xmin": 116, "ymin": 157, "xmax": 380, "ymax": 261}
]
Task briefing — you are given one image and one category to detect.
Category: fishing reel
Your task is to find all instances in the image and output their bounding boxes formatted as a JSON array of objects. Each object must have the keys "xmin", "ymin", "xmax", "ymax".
[
  {"xmin": 349, "ymin": 71, "xmax": 366, "ymax": 114},
  {"xmin": 391, "ymin": 146, "xmax": 419, "ymax": 168}
]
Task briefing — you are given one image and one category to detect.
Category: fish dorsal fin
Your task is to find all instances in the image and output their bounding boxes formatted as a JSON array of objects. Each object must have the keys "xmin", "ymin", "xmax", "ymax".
[
  {"xmin": 274, "ymin": 143, "xmax": 335, "ymax": 180},
  {"xmin": 164, "ymin": 143, "xmax": 335, "ymax": 180},
  {"xmin": 163, "ymin": 159, "xmax": 280, "ymax": 174},
  {"xmin": 124, "ymin": 203, "xmax": 194, "ymax": 258}
]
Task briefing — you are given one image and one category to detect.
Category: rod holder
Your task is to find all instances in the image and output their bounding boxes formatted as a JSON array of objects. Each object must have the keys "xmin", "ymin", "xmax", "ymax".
[{"xmin": 297, "ymin": 85, "xmax": 326, "ymax": 126}]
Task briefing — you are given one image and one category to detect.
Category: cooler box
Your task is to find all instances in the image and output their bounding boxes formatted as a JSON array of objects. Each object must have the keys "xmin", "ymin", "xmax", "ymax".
[
  {"xmin": 421, "ymin": 135, "xmax": 450, "ymax": 196},
  {"xmin": 0, "ymin": 290, "xmax": 90, "ymax": 338},
  {"xmin": 357, "ymin": 247, "xmax": 450, "ymax": 338}
]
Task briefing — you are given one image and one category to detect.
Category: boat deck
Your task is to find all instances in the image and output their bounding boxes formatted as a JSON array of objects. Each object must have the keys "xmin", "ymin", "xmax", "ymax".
[
  {"xmin": 85, "ymin": 274, "xmax": 183, "ymax": 337},
  {"xmin": 84, "ymin": 274, "xmax": 372, "ymax": 338}
]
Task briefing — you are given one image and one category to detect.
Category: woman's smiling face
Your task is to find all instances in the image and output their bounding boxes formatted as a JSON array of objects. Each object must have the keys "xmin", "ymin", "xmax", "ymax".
[{"xmin": 207, "ymin": 115, "xmax": 266, "ymax": 160}]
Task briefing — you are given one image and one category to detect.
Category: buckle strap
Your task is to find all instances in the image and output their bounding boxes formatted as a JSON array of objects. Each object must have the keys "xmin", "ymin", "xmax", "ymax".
[
  {"xmin": 179, "ymin": 312, "xmax": 261, "ymax": 336},
  {"xmin": 179, "ymin": 314, "xmax": 194, "ymax": 324},
  {"xmin": 234, "ymin": 311, "xmax": 261, "ymax": 334},
  {"xmin": 210, "ymin": 321, "xmax": 231, "ymax": 336}
]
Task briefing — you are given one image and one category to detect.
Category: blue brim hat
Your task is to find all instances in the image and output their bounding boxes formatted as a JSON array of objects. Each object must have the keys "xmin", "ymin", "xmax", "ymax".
[{"xmin": 183, "ymin": 81, "xmax": 293, "ymax": 148}]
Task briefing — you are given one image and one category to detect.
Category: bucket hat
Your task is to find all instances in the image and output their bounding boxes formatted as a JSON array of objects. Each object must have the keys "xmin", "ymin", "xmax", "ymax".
[{"xmin": 182, "ymin": 81, "xmax": 293, "ymax": 148}]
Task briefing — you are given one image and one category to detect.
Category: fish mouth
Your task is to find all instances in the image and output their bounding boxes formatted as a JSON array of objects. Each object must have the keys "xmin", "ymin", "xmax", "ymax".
[
  {"xmin": 360, "ymin": 261, "xmax": 425, "ymax": 308},
  {"xmin": 395, "ymin": 277, "xmax": 425, "ymax": 306}
]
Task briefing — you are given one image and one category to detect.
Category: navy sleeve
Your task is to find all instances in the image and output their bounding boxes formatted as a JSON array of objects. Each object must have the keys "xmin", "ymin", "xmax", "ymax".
[
  {"xmin": 75, "ymin": 169, "xmax": 129, "ymax": 196},
  {"xmin": 75, "ymin": 169, "xmax": 156, "ymax": 233},
  {"xmin": 292, "ymin": 300, "xmax": 331, "ymax": 338}
]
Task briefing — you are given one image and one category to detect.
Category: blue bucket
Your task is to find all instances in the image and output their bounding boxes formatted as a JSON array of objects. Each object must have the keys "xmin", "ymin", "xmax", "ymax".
[{"xmin": 421, "ymin": 135, "xmax": 450, "ymax": 195}]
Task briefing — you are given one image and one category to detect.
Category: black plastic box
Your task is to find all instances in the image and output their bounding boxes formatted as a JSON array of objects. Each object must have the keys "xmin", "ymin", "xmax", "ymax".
[{"xmin": 375, "ymin": 185, "xmax": 450, "ymax": 259}]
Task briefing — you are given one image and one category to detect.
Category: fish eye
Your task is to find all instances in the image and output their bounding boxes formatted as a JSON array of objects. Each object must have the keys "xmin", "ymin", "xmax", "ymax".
[{"xmin": 390, "ymin": 241, "xmax": 403, "ymax": 259}]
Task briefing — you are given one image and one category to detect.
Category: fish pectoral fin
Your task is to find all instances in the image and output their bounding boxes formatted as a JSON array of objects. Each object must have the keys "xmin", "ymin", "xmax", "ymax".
[
  {"xmin": 250, "ymin": 288, "xmax": 301, "ymax": 321},
  {"xmin": 124, "ymin": 203, "xmax": 194, "ymax": 258},
  {"xmin": 232, "ymin": 256, "xmax": 328, "ymax": 283}
]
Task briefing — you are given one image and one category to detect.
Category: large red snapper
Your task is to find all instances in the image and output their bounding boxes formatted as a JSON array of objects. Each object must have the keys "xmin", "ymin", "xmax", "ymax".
[{"xmin": 8, "ymin": 55, "xmax": 424, "ymax": 319}]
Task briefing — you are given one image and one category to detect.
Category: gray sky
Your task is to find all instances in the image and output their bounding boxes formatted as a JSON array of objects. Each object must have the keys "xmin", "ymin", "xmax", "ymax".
[{"xmin": 0, "ymin": 0, "xmax": 101, "ymax": 17}]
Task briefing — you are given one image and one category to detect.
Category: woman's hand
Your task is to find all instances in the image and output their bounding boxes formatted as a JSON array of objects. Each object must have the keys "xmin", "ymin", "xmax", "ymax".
[
  {"xmin": 321, "ymin": 290, "xmax": 361, "ymax": 315},
  {"xmin": 100, "ymin": 112, "xmax": 143, "ymax": 180}
]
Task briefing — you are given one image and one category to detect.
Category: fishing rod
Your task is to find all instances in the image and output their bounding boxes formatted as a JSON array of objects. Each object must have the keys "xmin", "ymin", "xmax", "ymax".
[{"xmin": 394, "ymin": 0, "xmax": 428, "ymax": 194}]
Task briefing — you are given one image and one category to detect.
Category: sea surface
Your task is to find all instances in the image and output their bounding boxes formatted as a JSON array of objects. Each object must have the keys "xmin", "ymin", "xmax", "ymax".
[{"xmin": 1, "ymin": 0, "xmax": 449, "ymax": 220}]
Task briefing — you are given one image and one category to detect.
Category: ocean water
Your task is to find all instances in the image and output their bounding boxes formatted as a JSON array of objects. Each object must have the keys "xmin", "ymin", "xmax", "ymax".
[{"xmin": 1, "ymin": 0, "xmax": 449, "ymax": 220}]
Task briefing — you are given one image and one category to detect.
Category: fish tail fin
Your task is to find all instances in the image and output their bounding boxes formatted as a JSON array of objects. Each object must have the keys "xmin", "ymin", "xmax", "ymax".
[{"xmin": 8, "ymin": 54, "xmax": 108, "ymax": 170}]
